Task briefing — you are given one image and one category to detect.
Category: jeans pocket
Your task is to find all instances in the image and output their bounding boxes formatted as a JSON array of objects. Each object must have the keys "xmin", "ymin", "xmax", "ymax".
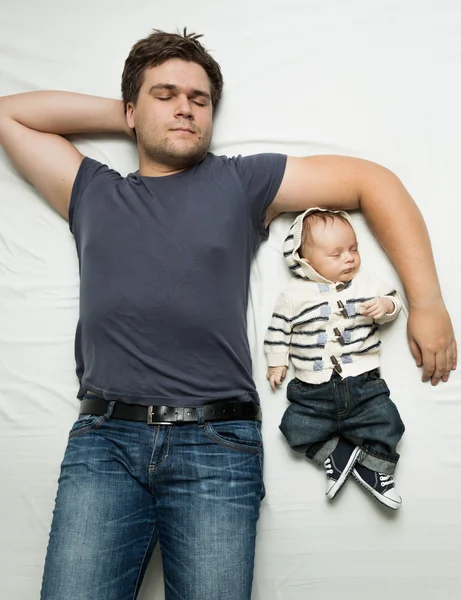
[
  {"xmin": 363, "ymin": 368, "xmax": 385, "ymax": 386},
  {"xmin": 204, "ymin": 420, "xmax": 262, "ymax": 454},
  {"xmin": 287, "ymin": 377, "xmax": 310, "ymax": 394},
  {"xmin": 290, "ymin": 377, "xmax": 305, "ymax": 387},
  {"xmin": 68, "ymin": 413, "xmax": 106, "ymax": 440},
  {"xmin": 286, "ymin": 377, "xmax": 320, "ymax": 404}
]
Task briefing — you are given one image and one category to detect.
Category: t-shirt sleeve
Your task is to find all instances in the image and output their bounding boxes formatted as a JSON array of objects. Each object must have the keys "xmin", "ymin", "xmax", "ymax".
[
  {"xmin": 69, "ymin": 157, "xmax": 111, "ymax": 233},
  {"xmin": 233, "ymin": 153, "xmax": 287, "ymax": 240}
]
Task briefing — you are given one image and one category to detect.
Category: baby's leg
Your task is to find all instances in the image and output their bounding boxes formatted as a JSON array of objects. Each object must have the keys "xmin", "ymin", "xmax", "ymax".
[
  {"xmin": 342, "ymin": 369, "xmax": 404, "ymax": 474},
  {"xmin": 342, "ymin": 369, "xmax": 405, "ymax": 509},
  {"xmin": 281, "ymin": 377, "xmax": 360, "ymax": 499},
  {"xmin": 281, "ymin": 377, "xmax": 339, "ymax": 462}
]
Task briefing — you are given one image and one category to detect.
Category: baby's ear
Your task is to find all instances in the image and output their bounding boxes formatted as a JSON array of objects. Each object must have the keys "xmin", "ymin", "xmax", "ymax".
[{"xmin": 299, "ymin": 247, "xmax": 310, "ymax": 264}]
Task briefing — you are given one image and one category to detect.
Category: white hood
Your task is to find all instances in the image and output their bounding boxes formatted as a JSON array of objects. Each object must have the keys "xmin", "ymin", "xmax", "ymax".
[{"xmin": 283, "ymin": 207, "xmax": 354, "ymax": 283}]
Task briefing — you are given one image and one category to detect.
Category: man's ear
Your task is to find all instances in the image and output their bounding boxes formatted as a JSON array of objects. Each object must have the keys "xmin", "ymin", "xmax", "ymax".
[{"xmin": 125, "ymin": 102, "xmax": 135, "ymax": 129}]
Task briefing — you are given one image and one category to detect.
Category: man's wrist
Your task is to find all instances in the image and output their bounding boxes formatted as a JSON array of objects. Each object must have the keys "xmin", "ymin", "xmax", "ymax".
[{"xmin": 408, "ymin": 294, "xmax": 445, "ymax": 311}]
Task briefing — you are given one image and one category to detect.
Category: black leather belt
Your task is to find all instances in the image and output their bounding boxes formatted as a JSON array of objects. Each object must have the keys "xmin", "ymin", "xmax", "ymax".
[{"xmin": 80, "ymin": 397, "xmax": 262, "ymax": 425}]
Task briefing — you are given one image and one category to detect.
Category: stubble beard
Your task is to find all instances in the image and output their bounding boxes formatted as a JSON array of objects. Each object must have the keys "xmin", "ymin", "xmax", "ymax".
[{"xmin": 140, "ymin": 129, "xmax": 212, "ymax": 170}]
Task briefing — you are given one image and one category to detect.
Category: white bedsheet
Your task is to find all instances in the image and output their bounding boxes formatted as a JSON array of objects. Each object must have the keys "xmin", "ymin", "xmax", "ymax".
[{"xmin": 1, "ymin": 1, "xmax": 460, "ymax": 598}]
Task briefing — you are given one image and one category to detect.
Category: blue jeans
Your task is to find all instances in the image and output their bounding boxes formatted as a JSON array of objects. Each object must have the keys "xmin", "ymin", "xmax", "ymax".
[
  {"xmin": 280, "ymin": 369, "xmax": 405, "ymax": 474},
  {"xmin": 40, "ymin": 401, "xmax": 264, "ymax": 600}
]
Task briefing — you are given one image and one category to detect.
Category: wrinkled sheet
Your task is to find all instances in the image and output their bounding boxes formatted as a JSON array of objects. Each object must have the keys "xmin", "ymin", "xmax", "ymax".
[{"xmin": 1, "ymin": 1, "xmax": 460, "ymax": 598}]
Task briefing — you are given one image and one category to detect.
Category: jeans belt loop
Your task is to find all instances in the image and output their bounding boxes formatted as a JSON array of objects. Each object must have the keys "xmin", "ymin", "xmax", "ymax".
[{"xmin": 196, "ymin": 406, "xmax": 205, "ymax": 427}]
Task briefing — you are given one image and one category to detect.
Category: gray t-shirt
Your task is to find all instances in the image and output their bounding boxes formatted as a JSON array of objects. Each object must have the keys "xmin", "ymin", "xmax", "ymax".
[{"xmin": 69, "ymin": 152, "xmax": 287, "ymax": 406}]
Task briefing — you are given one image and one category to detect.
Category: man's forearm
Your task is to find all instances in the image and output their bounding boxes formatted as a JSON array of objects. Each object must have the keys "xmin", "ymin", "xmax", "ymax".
[
  {"xmin": 359, "ymin": 165, "xmax": 442, "ymax": 309},
  {"xmin": 271, "ymin": 155, "xmax": 444, "ymax": 310},
  {"xmin": 0, "ymin": 91, "xmax": 129, "ymax": 136}
]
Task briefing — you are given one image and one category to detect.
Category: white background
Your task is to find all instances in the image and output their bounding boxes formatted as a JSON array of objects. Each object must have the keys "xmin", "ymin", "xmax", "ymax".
[{"xmin": 1, "ymin": 1, "xmax": 460, "ymax": 598}]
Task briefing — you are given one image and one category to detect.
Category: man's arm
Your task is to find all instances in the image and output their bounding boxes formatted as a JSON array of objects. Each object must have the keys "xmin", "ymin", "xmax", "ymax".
[
  {"xmin": 266, "ymin": 155, "xmax": 457, "ymax": 385},
  {"xmin": 0, "ymin": 91, "xmax": 129, "ymax": 218}
]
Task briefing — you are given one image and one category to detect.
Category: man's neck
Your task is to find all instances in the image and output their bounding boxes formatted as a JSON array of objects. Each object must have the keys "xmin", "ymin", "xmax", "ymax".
[
  {"xmin": 138, "ymin": 160, "xmax": 188, "ymax": 177},
  {"xmin": 138, "ymin": 151, "xmax": 206, "ymax": 177}
]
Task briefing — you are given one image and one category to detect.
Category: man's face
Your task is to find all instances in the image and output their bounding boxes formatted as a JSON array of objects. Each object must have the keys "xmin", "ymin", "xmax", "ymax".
[
  {"xmin": 126, "ymin": 58, "xmax": 214, "ymax": 171},
  {"xmin": 303, "ymin": 218, "xmax": 361, "ymax": 282}
]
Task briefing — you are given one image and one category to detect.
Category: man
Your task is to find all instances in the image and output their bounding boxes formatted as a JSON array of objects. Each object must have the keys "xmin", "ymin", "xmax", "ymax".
[{"xmin": 0, "ymin": 29, "xmax": 456, "ymax": 600}]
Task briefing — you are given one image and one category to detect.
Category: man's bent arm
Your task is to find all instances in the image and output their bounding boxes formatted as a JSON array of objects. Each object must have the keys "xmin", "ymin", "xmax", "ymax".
[
  {"xmin": 267, "ymin": 155, "xmax": 457, "ymax": 385},
  {"xmin": 0, "ymin": 92, "xmax": 129, "ymax": 218}
]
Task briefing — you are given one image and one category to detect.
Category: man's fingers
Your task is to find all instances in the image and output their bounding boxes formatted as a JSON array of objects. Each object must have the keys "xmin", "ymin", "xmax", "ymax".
[
  {"xmin": 441, "ymin": 347, "xmax": 454, "ymax": 383},
  {"xmin": 407, "ymin": 305, "xmax": 457, "ymax": 384},
  {"xmin": 430, "ymin": 349, "xmax": 448, "ymax": 385},
  {"xmin": 452, "ymin": 339, "xmax": 458, "ymax": 370},
  {"xmin": 441, "ymin": 340, "xmax": 457, "ymax": 382},
  {"xmin": 410, "ymin": 336, "xmax": 457, "ymax": 384},
  {"xmin": 420, "ymin": 348, "xmax": 436, "ymax": 383},
  {"xmin": 408, "ymin": 336, "xmax": 422, "ymax": 368}
]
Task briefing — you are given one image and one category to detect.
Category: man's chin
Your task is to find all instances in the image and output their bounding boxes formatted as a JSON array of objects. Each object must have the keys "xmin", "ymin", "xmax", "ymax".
[{"xmin": 149, "ymin": 144, "xmax": 209, "ymax": 169}]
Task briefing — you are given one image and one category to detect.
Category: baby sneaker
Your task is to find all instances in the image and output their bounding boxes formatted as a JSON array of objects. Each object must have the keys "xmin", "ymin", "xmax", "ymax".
[
  {"xmin": 352, "ymin": 464, "xmax": 402, "ymax": 510},
  {"xmin": 323, "ymin": 438, "xmax": 361, "ymax": 499}
]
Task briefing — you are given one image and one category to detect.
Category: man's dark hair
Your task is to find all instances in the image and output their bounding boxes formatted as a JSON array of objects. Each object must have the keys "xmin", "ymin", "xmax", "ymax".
[{"xmin": 121, "ymin": 28, "xmax": 224, "ymax": 112}]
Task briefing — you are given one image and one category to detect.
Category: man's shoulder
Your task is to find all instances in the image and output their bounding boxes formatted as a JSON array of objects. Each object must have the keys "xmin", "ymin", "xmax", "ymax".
[
  {"xmin": 79, "ymin": 156, "xmax": 125, "ymax": 182},
  {"xmin": 200, "ymin": 152, "xmax": 245, "ymax": 170},
  {"xmin": 204, "ymin": 151, "xmax": 287, "ymax": 170}
]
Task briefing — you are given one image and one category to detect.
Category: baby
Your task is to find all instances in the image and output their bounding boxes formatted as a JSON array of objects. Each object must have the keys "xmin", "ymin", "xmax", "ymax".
[{"xmin": 264, "ymin": 208, "xmax": 405, "ymax": 509}]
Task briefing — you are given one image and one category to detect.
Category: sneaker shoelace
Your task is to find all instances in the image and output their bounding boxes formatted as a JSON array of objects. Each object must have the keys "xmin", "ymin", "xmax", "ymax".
[
  {"xmin": 379, "ymin": 473, "xmax": 395, "ymax": 490},
  {"xmin": 324, "ymin": 458, "xmax": 334, "ymax": 476}
]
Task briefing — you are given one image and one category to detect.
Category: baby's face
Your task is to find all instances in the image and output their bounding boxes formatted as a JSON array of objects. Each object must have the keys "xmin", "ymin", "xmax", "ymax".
[{"xmin": 302, "ymin": 218, "xmax": 361, "ymax": 282}]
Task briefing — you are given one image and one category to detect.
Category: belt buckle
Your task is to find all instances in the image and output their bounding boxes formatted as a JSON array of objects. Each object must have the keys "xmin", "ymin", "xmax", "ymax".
[{"xmin": 147, "ymin": 406, "xmax": 173, "ymax": 425}]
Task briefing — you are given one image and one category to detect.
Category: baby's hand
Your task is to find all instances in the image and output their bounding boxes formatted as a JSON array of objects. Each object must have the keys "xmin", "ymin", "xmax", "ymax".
[
  {"xmin": 360, "ymin": 297, "xmax": 394, "ymax": 319},
  {"xmin": 267, "ymin": 366, "xmax": 288, "ymax": 391}
]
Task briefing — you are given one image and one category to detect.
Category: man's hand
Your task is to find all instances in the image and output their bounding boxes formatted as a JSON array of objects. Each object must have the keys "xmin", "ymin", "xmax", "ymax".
[
  {"xmin": 361, "ymin": 297, "xmax": 394, "ymax": 319},
  {"xmin": 407, "ymin": 302, "xmax": 457, "ymax": 385},
  {"xmin": 267, "ymin": 366, "xmax": 288, "ymax": 391},
  {"xmin": 0, "ymin": 92, "xmax": 129, "ymax": 218}
]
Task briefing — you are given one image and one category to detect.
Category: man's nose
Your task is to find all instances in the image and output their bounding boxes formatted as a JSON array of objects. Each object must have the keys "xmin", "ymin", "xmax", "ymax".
[{"xmin": 174, "ymin": 95, "xmax": 193, "ymax": 119}]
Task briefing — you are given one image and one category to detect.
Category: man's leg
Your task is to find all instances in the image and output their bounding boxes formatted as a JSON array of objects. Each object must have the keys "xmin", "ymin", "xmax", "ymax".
[
  {"xmin": 153, "ymin": 418, "xmax": 264, "ymax": 600},
  {"xmin": 40, "ymin": 408, "xmax": 158, "ymax": 600}
]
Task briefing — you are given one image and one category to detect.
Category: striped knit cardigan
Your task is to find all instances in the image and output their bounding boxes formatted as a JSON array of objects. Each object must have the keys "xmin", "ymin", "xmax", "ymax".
[{"xmin": 264, "ymin": 208, "xmax": 402, "ymax": 384}]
